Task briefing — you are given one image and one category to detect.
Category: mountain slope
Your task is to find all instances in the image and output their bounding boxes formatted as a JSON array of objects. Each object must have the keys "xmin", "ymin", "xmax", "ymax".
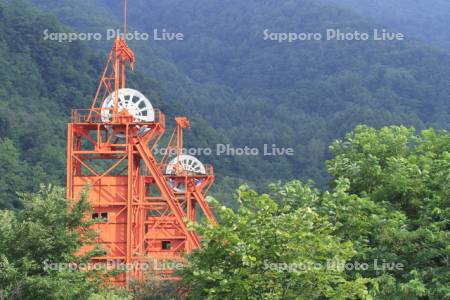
[
  {"xmin": 0, "ymin": 0, "xmax": 161, "ymax": 208},
  {"xmin": 0, "ymin": 0, "xmax": 100, "ymax": 208},
  {"xmin": 319, "ymin": 0, "xmax": 450, "ymax": 49},
  {"xmin": 22, "ymin": 0, "xmax": 450, "ymax": 195}
]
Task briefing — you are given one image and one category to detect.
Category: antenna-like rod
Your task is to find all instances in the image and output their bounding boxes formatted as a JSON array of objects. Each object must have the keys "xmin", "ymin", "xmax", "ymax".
[{"xmin": 124, "ymin": 0, "xmax": 128, "ymax": 35}]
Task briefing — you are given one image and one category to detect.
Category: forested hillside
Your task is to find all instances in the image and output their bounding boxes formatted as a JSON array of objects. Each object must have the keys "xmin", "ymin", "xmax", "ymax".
[
  {"xmin": 28, "ymin": 0, "xmax": 450, "ymax": 191},
  {"xmin": 0, "ymin": 0, "xmax": 99, "ymax": 208},
  {"xmin": 3, "ymin": 0, "xmax": 450, "ymax": 207},
  {"xmin": 0, "ymin": 0, "xmax": 158, "ymax": 208},
  {"xmin": 320, "ymin": 0, "xmax": 450, "ymax": 49}
]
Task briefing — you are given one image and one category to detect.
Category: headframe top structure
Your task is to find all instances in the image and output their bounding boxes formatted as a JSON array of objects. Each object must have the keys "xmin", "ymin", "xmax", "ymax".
[{"xmin": 88, "ymin": 35, "xmax": 135, "ymax": 122}]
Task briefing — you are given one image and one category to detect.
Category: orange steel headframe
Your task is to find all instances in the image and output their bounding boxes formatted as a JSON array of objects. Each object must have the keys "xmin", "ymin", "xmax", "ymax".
[
  {"xmin": 88, "ymin": 36, "xmax": 135, "ymax": 122},
  {"xmin": 67, "ymin": 24, "xmax": 217, "ymax": 285}
]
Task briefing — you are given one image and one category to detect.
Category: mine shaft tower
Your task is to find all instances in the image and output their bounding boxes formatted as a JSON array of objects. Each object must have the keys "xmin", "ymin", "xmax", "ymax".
[{"xmin": 66, "ymin": 8, "xmax": 217, "ymax": 284}]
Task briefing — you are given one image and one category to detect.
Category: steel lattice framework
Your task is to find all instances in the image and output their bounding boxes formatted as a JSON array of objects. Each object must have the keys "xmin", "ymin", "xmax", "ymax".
[{"xmin": 66, "ymin": 37, "xmax": 217, "ymax": 285}]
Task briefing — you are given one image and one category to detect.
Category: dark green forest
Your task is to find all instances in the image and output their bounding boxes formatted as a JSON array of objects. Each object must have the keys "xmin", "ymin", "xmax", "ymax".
[
  {"xmin": 0, "ymin": 0, "xmax": 98, "ymax": 208},
  {"xmin": 0, "ymin": 0, "xmax": 449, "ymax": 298},
  {"xmin": 1, "ymin": 0, "xmax": 450, "ymax": 206},
  {"xmin": 27, "ymin": 0, "xmax": 450, "ymax": 193},
  {"xmin": 0, "ymin": 0, "xmax": 158, "ymax": 208},
  {"xmin": 320, "ymin": 0, "xmax": 450, "ymax": 49}
]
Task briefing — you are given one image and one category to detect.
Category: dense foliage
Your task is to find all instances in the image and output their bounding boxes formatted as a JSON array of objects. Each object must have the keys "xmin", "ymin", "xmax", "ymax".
[
  {"xmin": 0, "ymin": 186, "xmax": 101, "ymax": 299},
  {"xmin": 325, "ymin": 125, "xmax": 450, "ymax": 298},
  {"xmin": 182, "ymin": 125, "xmax": 450, "ymax": 299},
  {"xmin": 180, "ymin": 188, "xmax": 370, "ymax": 299}
]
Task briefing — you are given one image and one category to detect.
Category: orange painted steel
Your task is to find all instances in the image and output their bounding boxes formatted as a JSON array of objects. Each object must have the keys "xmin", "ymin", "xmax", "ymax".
[{"xmin": 67, "ymin": 37, "xmax": 217, "ymax": 285}]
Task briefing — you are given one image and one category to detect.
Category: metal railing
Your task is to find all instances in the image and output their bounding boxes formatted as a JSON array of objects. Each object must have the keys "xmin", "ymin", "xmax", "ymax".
[{"xmin": 71, "ymin": 108, "xmax": 164, "ymax": 124}]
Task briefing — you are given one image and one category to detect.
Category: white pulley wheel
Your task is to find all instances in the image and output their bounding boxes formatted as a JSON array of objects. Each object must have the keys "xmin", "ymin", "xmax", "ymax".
[
  {"xmin": 165, "ymin": 155, "xmax": 206, "ymax": 192},
  {"xmin": 101, "ymin": 88, "xmax": 154, "ymax": 137},
  {"xmin": 166, "ymin": 155, "xmax": 206, "ymax": 175}
]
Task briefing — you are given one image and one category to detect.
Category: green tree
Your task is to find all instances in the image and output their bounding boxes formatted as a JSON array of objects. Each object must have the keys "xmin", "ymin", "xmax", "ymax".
[
  {"xmin": 324, "ymin": 125, "xmax": 450, "ymax": 299},
  {"xmin": 213, "ymin": 125, "xmax": 449, "ymax": 299},
  {"xmin": 179, "ymin": 187, "xmax": 370, "ymax": 299},
  {"xmin": 0, "ymin": 138, "xmax": 27, "ymax": 209},
  {"xmin": 0, "ymin": 185, "xmax": 128, "ymax": 300}
]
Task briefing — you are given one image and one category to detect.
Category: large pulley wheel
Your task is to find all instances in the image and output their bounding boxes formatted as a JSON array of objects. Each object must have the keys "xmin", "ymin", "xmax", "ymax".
[
  {"xmin": 101, "ymin": 88, "xmax": 155, "ymax": 137},
  {"xmin": 165, "ymin": 155, "xmax": 206, "ymax": 192}
]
